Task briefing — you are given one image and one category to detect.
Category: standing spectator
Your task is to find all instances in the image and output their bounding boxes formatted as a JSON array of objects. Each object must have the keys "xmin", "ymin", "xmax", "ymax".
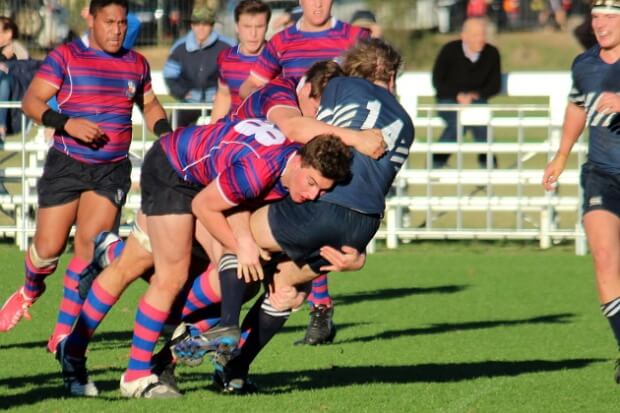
[
  {"xmin": 238, "ymin": 0, "xmax": 369, "ymax": 98},
  {"xmin": 0, "ymin": 16, "xmax": 29, "ymax": 141},
  {"xmin": 0, "ymin": 2, "xmax": 170, "ymax": 393},
  {"xmin": 431, "ymin": 17, "xmax": 501, "ymax": 169},
  {"xmin": 163, "ymin": 5, "xmax": 233, "ymax": 127},
  {"xmin": 350, "ymin": 9, "xmax": 383, "ymax": 38},
  {"xmin": 210, "ymin": 0, "xmax": 271, "ymax": 123},
  {"xmin": 542, "ymin": 0, "xmax": 620, "ymax": 384}
]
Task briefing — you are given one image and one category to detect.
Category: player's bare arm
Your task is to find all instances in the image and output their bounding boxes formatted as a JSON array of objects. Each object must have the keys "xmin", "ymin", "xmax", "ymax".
[
  {"xmin": 210, "ymin": 82, "xmax": 232, "ymax": 123},
  {"xmin": 239, "ymin": 73, "xmax": 266, "ymax": 99},
  {"xmin": 138, "ymin": 91, "xmax": 170, "ymax": 136},
  {"xmin": 269, "ymin": 107, "xmax": 386, "ymax": 159},
  {"xmin": 191, "ymin": 181, "xmax": 265, "ymax": 282},
  {"xmin": 542, "ymin": 103, "xmax": 586, "ymax": 191},
  {"xmin": 22, "ymin": 77, "xmax": 104, "ymax": 143}
]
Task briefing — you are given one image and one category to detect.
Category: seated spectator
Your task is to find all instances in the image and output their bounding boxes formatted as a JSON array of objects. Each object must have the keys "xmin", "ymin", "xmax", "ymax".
[
  {"xmin": 350, "ymin": 9, "xmax": 382, "ymax": 39},
  {"xmin": 0, "ymin": 16, "xmax": 29, "ymax": 141},
  {"xmin": 164, "ymin": 5, "xmax": 233, "ymax": 127}
]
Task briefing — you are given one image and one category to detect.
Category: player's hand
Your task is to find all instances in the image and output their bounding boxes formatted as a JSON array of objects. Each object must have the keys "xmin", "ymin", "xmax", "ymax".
[
  {"xmin": 236, "ymin": 236, "xmax": 270, "ymax": 283},
  {"xmin": 456, "ymin": 92, "xmax": 474, "ymax": 105},
  {"xmin": 542, "ymin": 153, "xmax": 568, "ymax": 191},
  {"xmin": 268, "ymin": 283, "xmax": 306, "ymax": 311},
  {"xmin": 319, "ymin": 245, "xmax": 366, "ymax": 272},
  {"xmin": 64, "ymin": 118, "xmax": 106, "ymax": 144},
  {"xmin": 596, "ymin": 92, "xmax": 620, "ymax": 115},
  {"xmin": 354, "ymin": 129, "xmax": 387, "ymax": 159}
]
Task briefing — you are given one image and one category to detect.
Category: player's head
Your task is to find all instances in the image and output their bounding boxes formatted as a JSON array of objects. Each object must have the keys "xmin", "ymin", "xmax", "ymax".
[
  {"xmin": 235, "ymin": 0, "xmax": 271, "ymax": 55},
  {"xmin": 342, "ymin": 38, "xmax": 402, "ymax": 93},
  {"xmin": 286, "ymin": 134, "xmax": 352, "ymax": 203},
  {"xmin": 297, "ymin": 60, "xmax": 344, "ymax": 117},
  {"xmin": 591, "ymin": 0, "xmax": 620, "ymax": 50},
  {"xmin": 190, "ymin": 5, "xmax": 217, "ymax": 44},
  {"xmin": 87, "ymin": 0, "xmax": 129, "ymax": 53},
  {"xmin": 299, "ymin": 0, "xmax": 333, "ymax": 29},
  {"xmin": 461, "ymin": 17, "xmax": 487, "ymax": 54}
]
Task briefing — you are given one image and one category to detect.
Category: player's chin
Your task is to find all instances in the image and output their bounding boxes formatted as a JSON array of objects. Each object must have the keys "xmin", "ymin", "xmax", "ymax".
[{"xmin": 290, "ymin": 193, "xmax": 305, "ymax": 203}]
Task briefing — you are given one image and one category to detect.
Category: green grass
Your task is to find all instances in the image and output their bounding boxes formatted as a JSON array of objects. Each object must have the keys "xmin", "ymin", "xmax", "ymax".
[{"xmin": 1, "ymin": 241, "xmax": 619, "ymax": 412}]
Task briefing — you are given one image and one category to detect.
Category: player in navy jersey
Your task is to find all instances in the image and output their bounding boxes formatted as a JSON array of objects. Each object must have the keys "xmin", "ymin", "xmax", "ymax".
[
  {"xmin": 210, "ymin": 0, "xmax": 270, "ymax": 122},
  {"xmin": 177, "ymin": 39, "xmax": 414, "ymax": 392},
  {"xmin": 238, "ymin": 0, "xmax": 368, "ymax": 99},
  {"xmin": 543, "ymin": 0, "xmax": 620, "ymax": 383},
  {"xmin": 0, "ymin": 0, "xmax": 170, "ymax": 388}
]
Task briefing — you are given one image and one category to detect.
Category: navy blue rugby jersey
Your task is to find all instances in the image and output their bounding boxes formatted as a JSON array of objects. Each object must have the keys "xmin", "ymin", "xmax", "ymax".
[
  {"xmin": 569, "ymin": 45, "xmax": 620, "ymax": 174},
  {"xmin": 316, "ymin": 76, "xmax": 414, "ymax": 215}
]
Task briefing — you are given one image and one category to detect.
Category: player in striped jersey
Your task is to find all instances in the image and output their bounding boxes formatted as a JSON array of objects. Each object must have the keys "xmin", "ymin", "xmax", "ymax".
[
  {"xmin": 210, "ymin": 0, "xmax": 270, "ymax": 122},
  {"xmin": 0, "ymin": 0, "xmax": 170, "ymax": 372},
  {"xmin": 238, "ymin": 0, "xmax": 369, "ymax": 99}
]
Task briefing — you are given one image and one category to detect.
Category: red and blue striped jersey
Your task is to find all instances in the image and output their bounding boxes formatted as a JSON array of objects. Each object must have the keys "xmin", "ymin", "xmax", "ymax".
[
  {"xmin": 217, "ymin": 45, "xmax": 259, "ymax": 113},
  {"xmin": 250, "ymin": 18, "xmax": 368, "ymax": 82},
  {"xmin": 231, "ymin": 77, "xmax": 299, "ymax": 121},
  {"xmin": 160, "ymin": 119, "xmax": 300, "ymax": 206},
  {"xmin": 37, "ymin": 39, "xmax": 153, "ymax": 164}
]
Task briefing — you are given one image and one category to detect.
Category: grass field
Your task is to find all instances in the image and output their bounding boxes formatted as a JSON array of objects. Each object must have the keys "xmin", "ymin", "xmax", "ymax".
[{"xmin": 1, "ymin": 241, "xmax": 619, "ymax": 412}]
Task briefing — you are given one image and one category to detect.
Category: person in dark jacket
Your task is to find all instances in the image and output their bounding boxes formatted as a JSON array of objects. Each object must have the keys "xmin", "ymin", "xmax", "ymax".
[
  {"xmin": 431, "ymin": 17, "xmax": 502, "ymax": 168},
  {"xmin": 0, "ymin": 16, "xmax": 30, "ymax": 140},
  {"xmin": 163, "ymin": 5, "xmax": 233, "ymax": 127}
]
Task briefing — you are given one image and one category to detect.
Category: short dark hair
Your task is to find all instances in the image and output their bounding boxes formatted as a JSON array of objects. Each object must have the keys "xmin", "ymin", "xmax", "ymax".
[
  {"xmin": 0, "ymin": 17, "xmax": 18, "ymax": 39},
  {"xmin": 342, "ymin": 38, "xmax": 402, "ymax": 85},
  {"xmin": 304, "ymin": 60, "xmax": 344, "ymax": 99},
  {"xmin": 298, "ymin": 134, "xmax": 352, "ymax": 183},
  {"xmin": 235, "ymin": 0, "xmax": 271, "ymax": 23},
  {"xmin": 89, "ymin": 0, "xmax": 129, "ymax": 16}
]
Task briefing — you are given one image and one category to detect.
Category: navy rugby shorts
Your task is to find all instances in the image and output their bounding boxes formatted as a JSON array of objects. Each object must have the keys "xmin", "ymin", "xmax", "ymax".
[
  {"xmin": 140, "ymin": 141, "xmax": 201, "ymax": 216},
  {"xmin": 268, "ymin": 197, "xmax": 381, "ymax": 274},
  {"xmin": 581, "ymin": 162, "xmax": 620, "ymax": 219}
]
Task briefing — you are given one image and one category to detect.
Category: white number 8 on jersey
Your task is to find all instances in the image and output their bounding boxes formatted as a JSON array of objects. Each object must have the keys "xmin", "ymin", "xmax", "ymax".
[{"xmin": 234, "ymin": 119, "xmax": 286, "ymax": 146}]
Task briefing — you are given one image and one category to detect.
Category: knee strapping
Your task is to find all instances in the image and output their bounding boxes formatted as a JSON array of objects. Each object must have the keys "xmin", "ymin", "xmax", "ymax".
[
  {"xmin": 218, "ymin": 254, "xmax": 238, "ymax": 272},
  {"xmin": 29, "ymin": 244, "xmax": 59, "ymax": 268},
  {"xmin": 261, "ymin": 294, "xmax": 292, "ymax": 318},
  {"xmin": 131, "ymin": 219, "xmax": 152, "ymax": 254}
]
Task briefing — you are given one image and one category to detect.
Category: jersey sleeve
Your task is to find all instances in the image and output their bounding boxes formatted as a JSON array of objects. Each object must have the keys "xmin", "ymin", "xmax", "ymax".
[
  {"xmin": 36, "ymin": 45, "xmax": 68, "ymax": 89},
  {"xmin": 568, "ymin": 56, "xmax": 585, "ymax": 107},
  {"xmin": 215, "ymin": 157, "xmax": 280, "ymax": 206}
]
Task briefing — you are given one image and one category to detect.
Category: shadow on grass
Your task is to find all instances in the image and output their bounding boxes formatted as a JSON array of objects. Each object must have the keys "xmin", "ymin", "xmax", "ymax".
[
  {"xmin": 334, "ymin": 285, "xmax": 468, "ymax": 306},
  {"xmin": 178, "ymin": 357, "xmax": 604, "ymax": 395},
  {"xmin": 0, "ymin": 330, "xmax": 134, "ymax": 352},
  {"xmin": 0, "ymin": 367, "xmax": 124, "ymax": 409},
  {"xmin": 0, "ymin": 357, "xmax": 605, "ymax": 407},
  {"xmin": 336, "ymin": 313, "xmax": 575, "ymax": 344}
]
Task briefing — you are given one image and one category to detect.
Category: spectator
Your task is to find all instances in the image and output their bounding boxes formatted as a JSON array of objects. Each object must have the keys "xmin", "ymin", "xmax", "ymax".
[
  {"xmin": 535, "ymin": 0, "xmax": 568, "ymax": 30},
  {"xmin": 467, "ymin": 0, "xmax": 489, "ymax": 17},
  {"xmin": 431, "ymin": 17, "xmax": 501, "ymax": 169},
  {"xmin": 0, "ymin": 16, "xmax": 29, "ymax": 141},
  {"xmin": 163, "ymin": 5, "xmax": 233, "ymax": 127},
  {"xmin": 350, "ymin": 9, "xmax": 382, "ymax": 39}
]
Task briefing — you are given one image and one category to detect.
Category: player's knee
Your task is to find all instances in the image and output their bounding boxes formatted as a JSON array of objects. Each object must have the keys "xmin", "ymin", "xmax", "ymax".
[
  {"xmin": 262, "ymin": 294, "xmax": 293, "ymax": 318},
  {"xmin": 151, "ymin": 273, "xmax": 187, "ymax": 296},
  {"xmin": 29, "ymin": 244, "xmax": 60, "ymax": 269},
  {"xmin": 592, "ymin": 246, "xmax": 616, "ymax": 273}
]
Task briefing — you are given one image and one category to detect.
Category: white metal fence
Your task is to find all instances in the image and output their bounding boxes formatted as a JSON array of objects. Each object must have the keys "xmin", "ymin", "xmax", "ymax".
[{"xmin": 0, "ymin": 71, "xmax": 588, "ymax": 254}]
